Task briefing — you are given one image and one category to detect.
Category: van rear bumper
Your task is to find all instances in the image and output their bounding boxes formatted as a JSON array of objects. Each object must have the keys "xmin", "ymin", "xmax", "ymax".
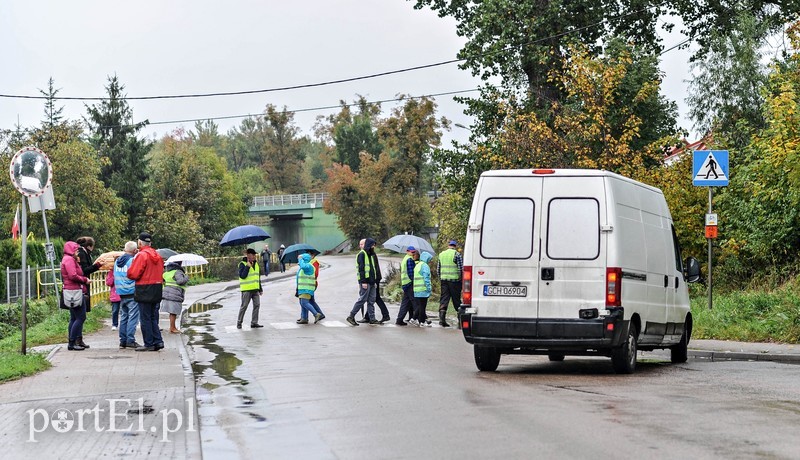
[{"xmin": 461, "ymin": 313, "xmax": 628, "ymax": 352}]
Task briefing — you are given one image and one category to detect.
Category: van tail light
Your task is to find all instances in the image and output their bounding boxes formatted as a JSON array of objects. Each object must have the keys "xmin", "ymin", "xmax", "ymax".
[
  {"xmin": 606, "ymin": 267, "xmax": 622, "ymax": 307},
  {"xmin": 532, "ymin": 169, "xmax": 556, "ymax": 174},
  {"xmin": 462, "ymin": 266, "xmax": 472, "ymax": 305}
]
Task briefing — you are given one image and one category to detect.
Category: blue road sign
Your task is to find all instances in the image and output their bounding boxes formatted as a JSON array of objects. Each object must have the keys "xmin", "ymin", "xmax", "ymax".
[{"xmin": 693, "ymin": 150, "xmax": 729, "ymax": 186}]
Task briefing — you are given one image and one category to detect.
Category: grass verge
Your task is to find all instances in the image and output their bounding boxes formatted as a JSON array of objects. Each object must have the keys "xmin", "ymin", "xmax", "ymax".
[
  {"xmin": 692, "ymin": 284, "xmax": 800, "ymax": 343},
  {"xmin": 0, "ymin": 302, "xmax": 109, "ymax": 383}
]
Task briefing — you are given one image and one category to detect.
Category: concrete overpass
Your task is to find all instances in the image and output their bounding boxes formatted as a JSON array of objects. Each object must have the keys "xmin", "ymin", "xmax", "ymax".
[{"xmin": 248, "ymin": 193, "xmax": 348, "ymax": 253}]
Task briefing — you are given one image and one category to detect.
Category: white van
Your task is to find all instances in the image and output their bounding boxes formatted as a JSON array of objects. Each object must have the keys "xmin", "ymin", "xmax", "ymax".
[{"xmin": 460, "ymin": 169, "xmax": 700, "ymax": 373}]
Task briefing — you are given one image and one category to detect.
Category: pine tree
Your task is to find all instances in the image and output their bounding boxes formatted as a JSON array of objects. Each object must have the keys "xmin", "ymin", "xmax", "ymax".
[{"xmin": 84, "ymin": 75, "xmax": 152, "ymax": 235}]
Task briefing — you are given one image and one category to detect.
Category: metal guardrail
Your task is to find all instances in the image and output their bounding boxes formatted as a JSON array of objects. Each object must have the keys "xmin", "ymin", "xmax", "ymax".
[{"xmin": 252, "ymin": 193, "xmax": 327, "ymax": 207}]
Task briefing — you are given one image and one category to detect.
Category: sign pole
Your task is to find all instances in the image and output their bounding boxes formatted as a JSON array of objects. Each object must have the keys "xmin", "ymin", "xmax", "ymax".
[
  {"xmin": 707, "ymin": 187, "xmax": 713, "ymax": 310},
  {"xmin": 39, "ymin": 195, "xmax": 60, "ymax": 304},
  {"xmin": 20, "ymin": 197, "xmax": 27, "ymax": 355}
]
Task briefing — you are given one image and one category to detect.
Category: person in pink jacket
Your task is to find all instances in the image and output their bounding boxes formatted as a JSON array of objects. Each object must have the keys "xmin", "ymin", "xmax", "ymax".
[
  {"xmin": 61, "ymin": 241, "xmax": 89, "ymax": 351},
  {"xmin": 106, "ymin": 270, "xmax": 121, "ymax": 331}
]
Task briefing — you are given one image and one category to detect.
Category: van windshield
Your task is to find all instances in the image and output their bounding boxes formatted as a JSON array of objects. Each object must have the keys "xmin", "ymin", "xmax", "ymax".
[
  {"xmin": 546, "ymin": 198, "xmax": 600, "ymax": 260},
  {"xmin": 480, "ymin": 198, "xmax": 534, "ymax": 259}
]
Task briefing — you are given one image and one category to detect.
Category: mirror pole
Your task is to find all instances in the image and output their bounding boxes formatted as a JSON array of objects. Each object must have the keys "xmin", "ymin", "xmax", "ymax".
[{"xmin": 20, "ymin": 197, "xmax": 27, "ymax": 355}]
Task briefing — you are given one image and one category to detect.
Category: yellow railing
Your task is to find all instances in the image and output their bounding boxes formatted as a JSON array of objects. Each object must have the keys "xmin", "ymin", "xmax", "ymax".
[{"xmin": 36, "ymin": 263, "xmax": 209, "ymax": 304}]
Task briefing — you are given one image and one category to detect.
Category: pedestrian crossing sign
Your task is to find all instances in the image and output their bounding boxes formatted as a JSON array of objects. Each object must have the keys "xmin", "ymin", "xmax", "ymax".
[{"xmin": 692, "ymin": 150, "xmax": 729, "ymax": 186}]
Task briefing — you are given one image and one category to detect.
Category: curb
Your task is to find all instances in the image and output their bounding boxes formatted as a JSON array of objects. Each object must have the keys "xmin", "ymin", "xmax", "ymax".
[{"xmin": 688, "ymin": 349, "xmax": 800, "ymax": 364}]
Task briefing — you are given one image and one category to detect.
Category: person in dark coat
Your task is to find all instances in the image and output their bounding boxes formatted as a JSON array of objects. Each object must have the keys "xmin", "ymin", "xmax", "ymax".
[{"xmin": 74, "ymin": 236, "xmax": 101, "ymax": 348}]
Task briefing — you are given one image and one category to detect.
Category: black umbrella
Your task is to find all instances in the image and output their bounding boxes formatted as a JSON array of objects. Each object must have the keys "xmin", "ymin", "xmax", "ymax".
[
  {"xmin": 279, "ymin": 243, "xmax": 320, "ymax": 264},
  {"xmin": 220, "ymin": 225, "xmax": 271, "ymax": 247},
  {"xmin": 156, "ymin": 248, "xmax": 179, "ymax": 259}
]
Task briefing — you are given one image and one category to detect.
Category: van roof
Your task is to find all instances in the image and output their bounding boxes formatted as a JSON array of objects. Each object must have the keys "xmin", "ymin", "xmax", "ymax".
[{"xmin": 479, "ymin": 169, "xmax": 662, "ymax": 194}]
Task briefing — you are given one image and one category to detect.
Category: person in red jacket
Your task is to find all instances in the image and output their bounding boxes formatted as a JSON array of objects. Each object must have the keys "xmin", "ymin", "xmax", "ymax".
[{"xmin": 127, "ymin": 232, "xmax": 164, "ymax": 351}]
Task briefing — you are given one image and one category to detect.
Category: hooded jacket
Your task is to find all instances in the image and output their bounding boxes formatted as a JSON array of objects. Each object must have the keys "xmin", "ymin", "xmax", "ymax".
[
  {"xmin": 356, "ymin": 238, "xmax": 377, "ymax": 284},
  {"xmin": 114, "ymin": 253, "xmax": 136, "ymax": 297},
  {"xmin": 127, "ymin": 245, "xmax": 164, "ymax": 303},
  {"xmin": 296, "ymin": 253, "xmax": 317, "ymax": 296},
  {"xmin": 413, "ymin": 251, "xmax": 433, "ymax": 298},
  {"xmin": 61, "ymin": 241, "xmax": 88, "ymax": 291}
]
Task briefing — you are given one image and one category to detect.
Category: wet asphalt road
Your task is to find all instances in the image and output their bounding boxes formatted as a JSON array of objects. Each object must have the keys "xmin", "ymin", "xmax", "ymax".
[{"xmin": 184, "ymin": 255, "xmax": 800, "ymax": 460}]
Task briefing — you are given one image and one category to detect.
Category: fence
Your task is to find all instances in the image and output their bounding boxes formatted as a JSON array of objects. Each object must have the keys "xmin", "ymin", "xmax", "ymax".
[{"xmin": 4, "ymin": 258, "xmax": 242, "ymax": 305}]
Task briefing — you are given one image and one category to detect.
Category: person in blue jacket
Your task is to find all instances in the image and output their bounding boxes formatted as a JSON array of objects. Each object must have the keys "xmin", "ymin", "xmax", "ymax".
[
  {"xmin": 411, "ymin": 251, "xmax": 434, "ymax": 327},
  {"xmin": 296, "ymin": 253, "xmax": 323, "ymax": 324}
]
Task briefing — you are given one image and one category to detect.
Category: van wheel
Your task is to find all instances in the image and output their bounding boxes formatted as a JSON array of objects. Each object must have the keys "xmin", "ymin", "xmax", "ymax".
[
  {"xmin": 670, "ymin": 323, "xmax": 690, "ymax": 364},
  {"xmin": 474, "ymin": 345, "xmax": 500, "ymax": 372},
  {"xmin": 548, "ymin": 353, "xmax": 565, "ymax": 362},
  {"xmin": 611, "ymin": 323, "xmax": 638, "ymax": 374}
]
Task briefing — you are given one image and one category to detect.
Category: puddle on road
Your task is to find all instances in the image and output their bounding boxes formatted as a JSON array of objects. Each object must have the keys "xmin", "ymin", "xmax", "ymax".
[
  {"xmin": 183, "ymin": 301, "xmax": 269, "ymax": 457},
  {"xmin": 184, "ymin": 302, "xmax": 247, "ymax": 390}
]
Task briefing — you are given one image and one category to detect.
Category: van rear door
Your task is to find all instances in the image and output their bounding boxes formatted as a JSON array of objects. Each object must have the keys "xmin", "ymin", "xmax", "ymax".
[
  {"xmin": 469, "ymin": 176, "xmax": 542, "ymax": 320},
  {"xmin": 538, "ymin": 176, "xmax": 607, "ymax": 319}
]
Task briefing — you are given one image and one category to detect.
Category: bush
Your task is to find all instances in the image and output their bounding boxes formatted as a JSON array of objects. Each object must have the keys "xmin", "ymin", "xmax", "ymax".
[{"xmin": 0, "ymin": 299, "xmax": 57, "ymax": 340}]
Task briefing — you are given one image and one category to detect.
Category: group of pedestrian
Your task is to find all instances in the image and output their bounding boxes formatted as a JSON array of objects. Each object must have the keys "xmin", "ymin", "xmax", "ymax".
[
  {"xmin": 344, "ymin": 238, "xmax": 461, "ymax": 328},
  {"xmin": 61, "ymin": 232, "xmax": 189, "ymax": 352}
]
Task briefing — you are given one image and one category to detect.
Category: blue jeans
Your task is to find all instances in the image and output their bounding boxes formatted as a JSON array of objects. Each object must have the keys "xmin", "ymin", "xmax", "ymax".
[
  {"xmin": 299, "ymin": 297, "xmax": 320, "ymax": 319},
  {"xmin": 68, "ymin": 303, "xmax": 87, "ymax": 342},
  {"xmin": 118, "ymin": 297, "xmax": 140, "ymax": 345},
  {"xmin": 111, "ymin": 301, "xmax": 120, "ymax": 327},
  {"xmin": 138, "ymin": 301, "xmax": 163, "ymax": 347},
  {"xmin": 349, "ymin": 283, "xmax": 376, "ymax": 320},
  {"xmin": 300, "ymin": 296, "xmax": 324, "ymax": 320}
]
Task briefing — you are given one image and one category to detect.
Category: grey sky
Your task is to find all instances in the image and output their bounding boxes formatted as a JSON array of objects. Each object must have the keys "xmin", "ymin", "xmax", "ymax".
[{"xmin": 1, "ymin": 1, "xmax": 694, "ymax": 149}]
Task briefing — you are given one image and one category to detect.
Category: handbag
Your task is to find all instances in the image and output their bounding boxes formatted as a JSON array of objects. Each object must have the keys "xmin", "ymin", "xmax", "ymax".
[
  {"xmin": 84, "ymin": 294, "xmax": 91, "ymax": 313},
  {"xmin": 63, "ymin": 289, "xmax": 83, "ymax": 309}
]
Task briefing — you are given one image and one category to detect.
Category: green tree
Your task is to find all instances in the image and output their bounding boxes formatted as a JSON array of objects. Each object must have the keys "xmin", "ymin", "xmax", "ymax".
[
  {"xmin": 147, "ymin": 132, "xmax": 246, "ymax": 251},
  {"xmin": 669, "ymin": 0, "xmax": 790, "ymax": 62},
  {"xmin": 325, "ymin": 98, "xmax": 383, "ymax": 172},
  {"xmin": 23, "ymin": 125, "xmax": 125, "ymax": 248},
  {"xmin": 323, "ymin": 162, "xmax": 383, "ymax": 243},
  {"xmin": 378, "ymin": 95, "xmax": 449, "ymax": 193},
  {"xmin": 686, "ymin": 10, "xmax": 769, "ymax": 148},
  {"xmin": 84, "ymin": 75, "xmax": 152, "ymax": 235},
  {"xmin": 39, "ymin": 77, "xmax": 64, "ymax": 129},
  {"xmin": 715, "ymin": 22, "xmax": 800, "ymax": 283},
  {"xmin": 260, "ymin": 105, "xmax": 307, "ymax": 193}
]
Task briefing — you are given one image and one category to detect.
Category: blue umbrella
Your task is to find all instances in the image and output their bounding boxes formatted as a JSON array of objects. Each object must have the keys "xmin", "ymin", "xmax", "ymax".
[
  {"xmin": 220, "ymin": 225, "xmax": 271, "ymax": 247},
  {"xmin": 280, "ymin": 243, "xmax": 320, "ymax": 264}
]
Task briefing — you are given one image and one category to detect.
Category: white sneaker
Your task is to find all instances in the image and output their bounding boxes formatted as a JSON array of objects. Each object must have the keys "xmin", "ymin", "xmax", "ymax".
[
  {"xmin": 408, "ymin": 319, "xmax": 418, "ymax": 326},
  {"xmin": 423, "ymin": 321, "xmax": 432, "ymax": 327},
  {"xmin": 111, "ymin": 326, "xmax": 117, "ymax": 331}
]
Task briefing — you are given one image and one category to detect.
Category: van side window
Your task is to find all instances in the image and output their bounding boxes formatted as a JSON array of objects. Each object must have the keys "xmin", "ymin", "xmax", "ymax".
[
  {"xmin": 480, "ymin": 198, "xmax": 534, "ymax": 259},
  {"xmin": 546, "ymin": 198, "xmax": 600, "ymax": 260},
  {"xmin": 671, "ymin": 224, "xmax": 683, "ymax": 272}
]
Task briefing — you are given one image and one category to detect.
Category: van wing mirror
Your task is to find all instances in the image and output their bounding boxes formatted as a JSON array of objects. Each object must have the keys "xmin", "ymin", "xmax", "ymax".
[{"xmin": 684, "ymin": 257, "xmax": 702, "ymax": 283}]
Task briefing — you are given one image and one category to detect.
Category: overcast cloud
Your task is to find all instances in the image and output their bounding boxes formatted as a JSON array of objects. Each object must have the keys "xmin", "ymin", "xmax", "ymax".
[{"xmin": 0, "ymin": 1, "xmax": 694, "ymax": 148}]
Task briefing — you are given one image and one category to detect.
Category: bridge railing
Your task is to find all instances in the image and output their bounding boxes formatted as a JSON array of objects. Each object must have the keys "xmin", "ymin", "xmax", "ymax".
[{"xmin": 252, "ymin": 193, "xmax": 327, "ymax": 207}]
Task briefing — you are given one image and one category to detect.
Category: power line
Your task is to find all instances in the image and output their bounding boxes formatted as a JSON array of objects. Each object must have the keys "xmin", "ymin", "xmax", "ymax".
[
  {"xmin": 143, "ymin": 88, "xmax": 482, "ymax": 127},
  {"xmin": 0, "ymin": 88, "xmax": 483, "ymax": 133},
  {"xmin": 1, "ymin": 34, "xmax": 692, "ymax": 133},
  {"xmin": 0, "ymin": 1, "xmax": 672, "ymax": 102}
]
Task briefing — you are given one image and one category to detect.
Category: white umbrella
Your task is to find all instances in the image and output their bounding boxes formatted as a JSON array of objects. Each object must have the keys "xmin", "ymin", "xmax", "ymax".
[
  {"xmin": 382, "ymin": 234, "xmax": 435, "ymax": 255},
  {"xmin": 166, "ymin": 253, "xmax": 209, "ymax": 266}
]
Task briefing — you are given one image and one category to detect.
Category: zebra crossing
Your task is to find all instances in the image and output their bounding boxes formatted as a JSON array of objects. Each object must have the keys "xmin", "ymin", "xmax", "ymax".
[{"xmin": 223, "ymin": 319, "xmax": 448, "ymax": 332}]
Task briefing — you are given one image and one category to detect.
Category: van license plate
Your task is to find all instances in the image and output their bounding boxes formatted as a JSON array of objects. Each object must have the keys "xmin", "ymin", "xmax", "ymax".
[{"xmin": 484, "ymin": 285, "xmax": 527, "ymax": 297}]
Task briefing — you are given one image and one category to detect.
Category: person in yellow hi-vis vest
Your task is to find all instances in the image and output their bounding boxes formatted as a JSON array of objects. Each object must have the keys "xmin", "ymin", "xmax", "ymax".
[
  {"xmin": 437, "ymin": 240, "xmax": 463, "ymax": 328},
  {"xmin": 237, "ymin": 248, "xmax": 263, "ymax": 329},
  {"xmin": 162, "ymin": 260, "xmax": 188, "ymax": 334}
]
